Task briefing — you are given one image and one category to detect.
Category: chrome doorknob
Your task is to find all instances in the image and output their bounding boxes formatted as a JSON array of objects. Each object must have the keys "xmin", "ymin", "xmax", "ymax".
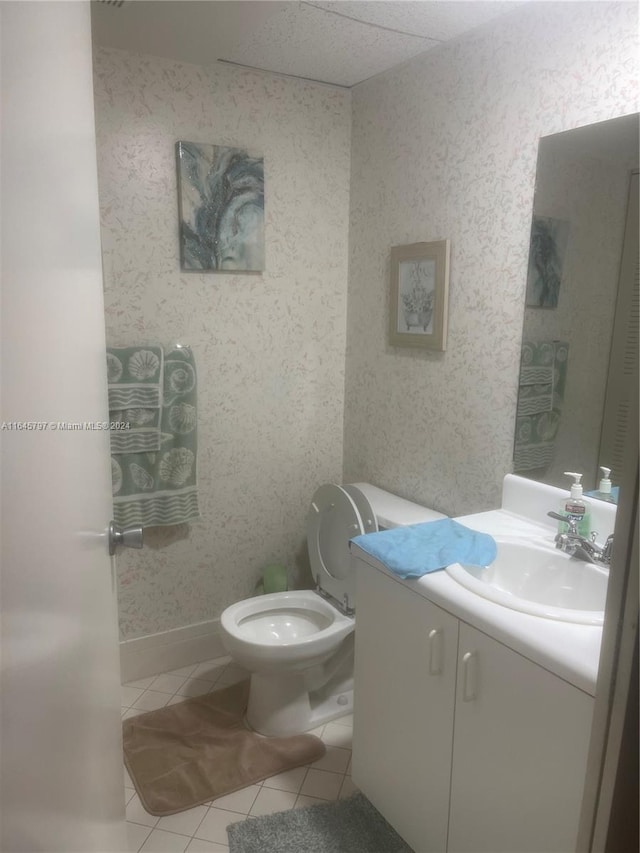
[{"xmin": 108, "ymin": 521, "xmax": 144, "ymax": 556}]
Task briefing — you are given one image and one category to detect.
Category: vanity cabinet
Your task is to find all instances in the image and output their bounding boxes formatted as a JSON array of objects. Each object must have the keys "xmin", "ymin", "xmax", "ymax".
[
  {"xmin": 352, "ymin": 562, "xmax": 594, "ymax": 853},
  {"xmin": 352, "ymin": 562, "xmax": 459, "ymax": 852}
]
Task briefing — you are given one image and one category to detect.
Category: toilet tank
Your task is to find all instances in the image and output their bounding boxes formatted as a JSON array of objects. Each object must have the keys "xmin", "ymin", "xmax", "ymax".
[{"xmin": 349, "ymin": 482, "xmax": 447, "ymax": 529}]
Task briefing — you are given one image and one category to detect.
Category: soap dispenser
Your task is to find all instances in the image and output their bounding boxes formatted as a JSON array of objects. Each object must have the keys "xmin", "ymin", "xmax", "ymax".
[
  {"xmin": 595, "ymin": 466, "xmax": 616, "ymax": 503},
  {"xmin": 558, "ymin": 472, "xmax": 591, "ymax": 537}
]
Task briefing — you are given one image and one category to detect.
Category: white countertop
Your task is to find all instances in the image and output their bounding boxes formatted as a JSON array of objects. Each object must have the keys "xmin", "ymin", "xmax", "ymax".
[{"xmin": 351, "ymin": 508, "xmax": 603, "ymax": 696}]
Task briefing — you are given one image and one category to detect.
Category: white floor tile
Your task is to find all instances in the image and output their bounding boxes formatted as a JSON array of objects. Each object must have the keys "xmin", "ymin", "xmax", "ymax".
[
  {"xmin": 133, "ymin": 690, "xmax": 174, "ymax": 711},
  {"xmin": 176, "ymin": 678, "xmax": 215, "ymax": 698},
  {"xmin": 125, "ymin": 676, "xmax": 157, "ymax": 690},
  {"xmin": 157, "ymin": 805, "xmax": 209, "ymax": 837},
  {"xmin": 186, "ymin": 838, "xmax": 229, "ymax": 852},
  {"xmin": 126, "ymin": 794, "xmax": 160, "ymax": 828},
  {"xmin": 311, "ymin": 746, "xmax": 351, "ymax": 774},
  {"xmin": 294, "ymin": 794, "xmax": 327, "ymax": 809},
  {"xmin": 139, "ymin": 828, "xmax": 191, "ymax": 852},
  {"xmin": 150, "ymin": 674, "xmax": 189, "ymax": 694},
  {"xmin": 119, "ymin": 658, "xmax": 360, "ymax": 851},
  {"xmin": 123, "ymin": 707, "xmax": 147, "ymax": 720},
  {"xmin": 193, "ymin": 807, "xmax": 237, "ymax": 846},
  {"xmin": 248, "ymin": 786, "xmax": 298, "ymax": 816},
  {"xmin": 125, "ymin": 821, "xmax": 153, "ymax": 852},
  {"xmin": 209, "ymin": 784, "xmax": 261, "ymax": 815},
  {"xmin": 191, "ymin": 660, "xmax": 228, "ymax": 682},
  {"xmin": 122, "ymin": 686, "xmax": 145, "ymax": 706},
  {"xmin": 299, "ymin": 768, "xmax": 343, "ymax": 801},
  {"xmin": 306, "ymin": 724, "xmax": 326, "ymax": 738},
  {"xmin": 166, "ymin": 693, "xmax": 188, "ymax": 707},
  {"xmin": 215, "ymin": 665, "xmax": 248, "ymax": 686},
  {"xmin": 261, "ymin": 765, "xmax": 307, "ymax": 793},
  {"xmin": 165, "ymin": 664, "xmax": 199, "ymax": 678},
  {"xmin": 339, "ymin": 775, "xmax": 359, "ymax": 799},
  {"xmin": 321, "ymin": 722, "xmax": 353, "ymax": 749}
]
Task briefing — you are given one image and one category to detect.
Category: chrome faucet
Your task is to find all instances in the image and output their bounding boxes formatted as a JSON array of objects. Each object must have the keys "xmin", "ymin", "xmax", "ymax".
[{"xmin": 547, "ymin": 511, "xmax": 614, "ymax": 565}]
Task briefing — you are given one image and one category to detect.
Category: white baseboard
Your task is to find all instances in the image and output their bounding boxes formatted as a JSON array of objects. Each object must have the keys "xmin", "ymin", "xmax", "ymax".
[{"xmin": 119, "ymin": 618, "xmax": 225, "ymax": 683}]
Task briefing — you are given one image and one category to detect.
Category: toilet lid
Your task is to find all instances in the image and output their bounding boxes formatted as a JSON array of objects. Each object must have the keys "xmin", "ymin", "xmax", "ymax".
[{"xmin": 307, "ymin": 483, "xmax": 368, "ymax": 608}]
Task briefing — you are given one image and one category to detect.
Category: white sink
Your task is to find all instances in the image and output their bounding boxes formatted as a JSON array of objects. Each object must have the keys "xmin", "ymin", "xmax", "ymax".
[{"xmin": 445, "ymin": 537, "xmax": 607, "ymax": 625}]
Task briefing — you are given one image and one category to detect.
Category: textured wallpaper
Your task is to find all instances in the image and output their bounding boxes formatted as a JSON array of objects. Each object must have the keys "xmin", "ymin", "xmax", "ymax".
[
  {"xmin": 93, "ymin": 49, "xmax": 351, "ymax": 639},
  {"xmin": 343, "ymin": 0, "xmax": 639, "ymax": 517},
  {"xmin": 95, "ymin": 1, "xmax": 638, "ymax": 642}
]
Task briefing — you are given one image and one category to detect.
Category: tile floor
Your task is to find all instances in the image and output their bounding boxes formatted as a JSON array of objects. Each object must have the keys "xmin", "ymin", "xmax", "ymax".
[{"xmin": 121, "ymin": 656, "xmax": 358, "ymax": 852}]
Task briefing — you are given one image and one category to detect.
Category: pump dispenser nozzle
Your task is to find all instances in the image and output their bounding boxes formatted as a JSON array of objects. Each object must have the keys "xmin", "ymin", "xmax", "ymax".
[
  {"xmin": 598, "ymin": 467, "xmax": 612, "ymax": 495},
  {"xmin": 564, "ymin": 472, "xmax": 584, "ymax": 499}
]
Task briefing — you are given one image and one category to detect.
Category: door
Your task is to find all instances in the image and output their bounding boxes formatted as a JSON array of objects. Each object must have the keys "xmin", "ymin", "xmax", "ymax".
[
  {"xmin": 352, "ymin": 562, "xmax": 459, "ymax": 853},
  {"xmin": 448, "ymin": 623, "xmax": 594, "ymax": 853},
  {"xmin": 0, "ymin": 3, "xmax": 125, "ymax": 851}
]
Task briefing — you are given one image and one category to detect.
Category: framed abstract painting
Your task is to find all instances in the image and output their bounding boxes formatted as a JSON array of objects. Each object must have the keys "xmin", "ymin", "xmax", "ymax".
[{"xmin": 176, "ymin": 141, "xmax": 264, "ymax": 272}]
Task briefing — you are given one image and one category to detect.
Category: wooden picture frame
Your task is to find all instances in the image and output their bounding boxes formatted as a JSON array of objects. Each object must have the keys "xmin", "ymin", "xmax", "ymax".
[{"xmin": 389, "ymin": 240, "xmax": 450, "ymax": 350}]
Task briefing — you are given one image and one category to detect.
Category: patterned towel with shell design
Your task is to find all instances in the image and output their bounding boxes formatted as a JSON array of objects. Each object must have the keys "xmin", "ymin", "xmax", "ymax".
[{"xmin": 108, "ymin": 346, "xmax": 200, "ymax": 527}]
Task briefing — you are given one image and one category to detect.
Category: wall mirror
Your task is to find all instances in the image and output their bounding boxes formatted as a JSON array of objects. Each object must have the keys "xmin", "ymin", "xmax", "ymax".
[{"xmin": 514, "ymin": 113, "xmax": 639, "ymax": 497}]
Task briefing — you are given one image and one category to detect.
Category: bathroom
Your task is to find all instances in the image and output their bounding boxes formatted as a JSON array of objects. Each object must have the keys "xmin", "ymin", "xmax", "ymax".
[{"xmin": 1, "ymin": 1, "xmax": 637, "ymax": 851}]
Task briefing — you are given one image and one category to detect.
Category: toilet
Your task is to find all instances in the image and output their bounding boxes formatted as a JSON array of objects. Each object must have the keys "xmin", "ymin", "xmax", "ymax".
[{"xmin": 220, "ymin": 482, "xmax": 446, "ymax": 736}]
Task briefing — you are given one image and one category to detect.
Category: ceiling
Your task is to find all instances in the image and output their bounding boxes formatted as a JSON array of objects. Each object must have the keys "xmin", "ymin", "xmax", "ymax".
[{"xmin": 91, "ymin": 0, "xmax": 524, "ymax": 88}]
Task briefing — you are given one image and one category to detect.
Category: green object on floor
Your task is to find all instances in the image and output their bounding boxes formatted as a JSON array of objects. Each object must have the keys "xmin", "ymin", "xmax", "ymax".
[{"xmin": 255, "ymin": 563, "xmax": 288, "ymax": 596}]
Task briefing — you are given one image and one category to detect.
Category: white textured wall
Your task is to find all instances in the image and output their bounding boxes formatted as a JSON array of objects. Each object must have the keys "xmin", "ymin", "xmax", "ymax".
[
  {"xmin": 93, "ymin": 49, "xmax": 351, "ymax": 639},
  {"xmin": 344, "ymin": 1, "xmax": 639, "ymax": 516}
]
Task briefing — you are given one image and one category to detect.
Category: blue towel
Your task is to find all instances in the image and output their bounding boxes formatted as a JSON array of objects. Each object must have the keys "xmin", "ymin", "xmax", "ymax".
[{"xmin": 350, "ymin": 519, "xmax": 497, "ymax": 579}]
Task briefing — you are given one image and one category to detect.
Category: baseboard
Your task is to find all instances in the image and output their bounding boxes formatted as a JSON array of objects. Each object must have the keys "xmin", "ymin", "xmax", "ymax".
[{"xmin": 119, "ymin": 618, "xmax": 225, "ymax": 683}]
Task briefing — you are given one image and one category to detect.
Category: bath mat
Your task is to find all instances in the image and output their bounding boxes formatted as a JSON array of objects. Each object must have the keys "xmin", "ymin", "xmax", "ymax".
[
  {"xmin": 226, "ymin": 792, "xmax": 414, "ymax": 853},
  {"xmin": 122, "ymin": 680, "xmax": 325, "ymax": 816}
]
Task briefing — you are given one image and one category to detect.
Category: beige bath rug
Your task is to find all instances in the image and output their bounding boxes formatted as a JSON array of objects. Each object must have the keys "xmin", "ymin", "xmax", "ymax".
[{"xmin": 123, "ymin": 680, "xmax": 326, "ymax": 816}]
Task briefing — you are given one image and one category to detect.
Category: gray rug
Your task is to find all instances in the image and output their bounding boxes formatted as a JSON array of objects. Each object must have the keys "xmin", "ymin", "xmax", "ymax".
[{"xmin": 226, "ymin": 792, "xmax": 414, "ymax": 853}]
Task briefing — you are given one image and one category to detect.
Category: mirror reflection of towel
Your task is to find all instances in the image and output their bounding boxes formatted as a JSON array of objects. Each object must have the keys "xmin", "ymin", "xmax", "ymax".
[{"xmin": 514, "ymin": 341, "xmax": 568, "ymax": 472}]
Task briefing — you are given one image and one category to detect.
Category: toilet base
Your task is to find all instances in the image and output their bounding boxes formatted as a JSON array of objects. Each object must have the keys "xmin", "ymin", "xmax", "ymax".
[{"xmin": 246, "ymin": 670, "xmax": 353, "ymax": 736}]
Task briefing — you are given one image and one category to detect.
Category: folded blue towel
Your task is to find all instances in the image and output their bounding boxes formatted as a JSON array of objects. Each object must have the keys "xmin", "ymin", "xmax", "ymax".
[{"xmin": 350, "ymin": 519, "xmax": 497, "ymax": 579}]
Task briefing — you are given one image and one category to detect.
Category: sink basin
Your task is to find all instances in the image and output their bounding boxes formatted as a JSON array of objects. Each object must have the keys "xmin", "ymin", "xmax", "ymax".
[{"xmin": 445, "ymin": 537, "xmax": 607, "ymax": 625}]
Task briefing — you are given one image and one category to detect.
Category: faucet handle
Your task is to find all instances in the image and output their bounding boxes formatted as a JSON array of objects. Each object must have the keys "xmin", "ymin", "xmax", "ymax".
[{"xmin": 547, "ymin": 511, "xmax": 578, "ymax": 535}]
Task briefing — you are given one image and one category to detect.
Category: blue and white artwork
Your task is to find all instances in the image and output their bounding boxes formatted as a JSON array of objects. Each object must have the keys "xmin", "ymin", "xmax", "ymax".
[
  {"xmin": 525, "ymin": 216, "xmax": 569, "ymax": 308},
  {"xmin": 176, "ymin": 141, "xmax": 264, "ymax": 272}
]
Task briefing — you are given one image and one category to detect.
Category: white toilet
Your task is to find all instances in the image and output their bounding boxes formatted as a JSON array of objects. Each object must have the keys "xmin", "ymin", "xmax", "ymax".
[{"xmin": 220, "ymin": 482, "xmax": 446, "ymax": 735}]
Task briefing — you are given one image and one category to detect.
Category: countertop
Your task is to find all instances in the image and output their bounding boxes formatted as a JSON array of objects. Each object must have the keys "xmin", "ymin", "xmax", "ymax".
[{"xmin": 351, "ymin": 508, "xmax": 603, "ymax": 696}]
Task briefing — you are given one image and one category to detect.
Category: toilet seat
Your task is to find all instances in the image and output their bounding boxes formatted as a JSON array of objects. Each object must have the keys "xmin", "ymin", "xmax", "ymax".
[
  {"xmin": 220, "ymin": 590, "xmax": 354, "ymax": 672},
  {"xmin": 307, "ymin": 483, "xmax": 375, "ymax": 613}
]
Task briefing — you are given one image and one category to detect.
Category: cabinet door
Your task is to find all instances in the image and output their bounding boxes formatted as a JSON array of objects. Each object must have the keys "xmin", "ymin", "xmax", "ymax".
[
  {"xmin": 352, "ymin": 562, "xmax": 459, "ymax": 853},
  {"xmin": 448, "ymin": 623, "xmax": 594, "ymax": 853}
]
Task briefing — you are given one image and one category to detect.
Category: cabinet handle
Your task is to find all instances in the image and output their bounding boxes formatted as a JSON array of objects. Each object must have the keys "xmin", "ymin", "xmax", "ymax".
[
  {"xmin": 428, "ymin": 628, "xmax": 443, "ymax": 675},
  {"xmin": 462, "ymin": 651, "xmax": 478, "ymax": 701}
]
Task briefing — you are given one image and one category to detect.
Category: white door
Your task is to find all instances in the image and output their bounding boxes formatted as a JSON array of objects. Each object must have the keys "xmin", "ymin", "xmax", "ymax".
[{"xmin": 0, "ymin": 3, "xmax": 125, "ymax": 851}]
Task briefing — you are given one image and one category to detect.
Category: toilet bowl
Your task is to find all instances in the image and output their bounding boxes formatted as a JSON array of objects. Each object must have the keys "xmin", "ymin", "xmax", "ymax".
[{"xmin": 220, "ymin": 482, "xmax": 446, "ymax": 736}]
